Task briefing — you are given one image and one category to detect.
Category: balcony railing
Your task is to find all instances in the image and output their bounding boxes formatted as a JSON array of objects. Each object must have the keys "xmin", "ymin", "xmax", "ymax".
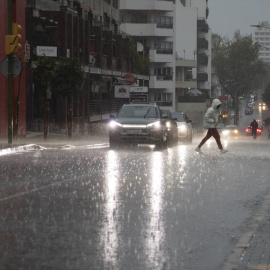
[
  {"xmin": 156, "ymin": 48, "xmax": 173, "ymax": 54},
  {"xmin": 156, "ymin": 22, "xmax": 173, "ymax": 29},
  {"xmin": 156, "ymin": 75, "xmax": 173, "ymax": 80},
  {"xmin": 121, "ymin": 19, "xmax": 173, "ymax": 29}
]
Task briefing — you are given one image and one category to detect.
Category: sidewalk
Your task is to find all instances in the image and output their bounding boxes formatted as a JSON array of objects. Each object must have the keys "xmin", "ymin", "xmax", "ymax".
[{"xmin": 0, "ymin": 130, "xmax": 109, "ymax": 152}]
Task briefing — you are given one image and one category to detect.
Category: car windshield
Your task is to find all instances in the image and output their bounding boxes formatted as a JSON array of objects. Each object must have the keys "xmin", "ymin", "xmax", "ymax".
[
  {"xmin": 226, "ymin": 125, "xmax": 237, "ymax": 130},
  {"xmin": 171, "ymin": 113, "xmax": 185, "ymax": 122},
  {"xmin": 117, "ymin": 106, "xmax": 158, "ymax": 119}
]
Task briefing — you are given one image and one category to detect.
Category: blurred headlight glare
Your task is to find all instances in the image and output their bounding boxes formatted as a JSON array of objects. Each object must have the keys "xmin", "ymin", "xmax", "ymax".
[
  {"xmin": 178, "ymin": 125, "xmax": 186, "ymax": 131},
  {"xmin": 147, "ymin": 121, "xmax": 161, "ymax": 129},
  {"xmin": 109, "ymin": 121, "xmax": 122, "ymax": 128}
]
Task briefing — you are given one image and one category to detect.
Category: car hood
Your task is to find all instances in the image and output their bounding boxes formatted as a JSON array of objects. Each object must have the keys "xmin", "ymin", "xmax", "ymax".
[{"xmin": 113, "ymin": 118, "xmax": 161, "ymax": 125}]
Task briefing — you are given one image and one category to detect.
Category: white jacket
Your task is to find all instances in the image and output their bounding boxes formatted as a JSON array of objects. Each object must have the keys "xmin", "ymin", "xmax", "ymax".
[{"xmin": 203, "ymin": 99, "xmax": 221, "ymax": 129}]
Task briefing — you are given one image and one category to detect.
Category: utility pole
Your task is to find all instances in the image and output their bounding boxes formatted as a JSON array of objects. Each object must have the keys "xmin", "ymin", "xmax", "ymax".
[{"xmin": 7, "ymin": 0, "xmax": 13, "ymax": 144}]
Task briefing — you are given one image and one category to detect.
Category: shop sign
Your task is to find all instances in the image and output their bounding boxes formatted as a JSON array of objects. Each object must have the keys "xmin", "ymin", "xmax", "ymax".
[
  {"xmin": 115, "ymin": 85, "xmax": 130, "ymax": 98},
  {"xmin": 37, "ymin": 46, "xmax": 57, "ymax": 57},
  {"xmin": 130, "ymin": 86, "xmax": 148, "ymax": 93}
]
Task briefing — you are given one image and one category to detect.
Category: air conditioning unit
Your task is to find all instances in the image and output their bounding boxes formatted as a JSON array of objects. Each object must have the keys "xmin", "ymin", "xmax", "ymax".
[{"xmin": 89, "ymin": 55, "xmax": 95, "ymax": 66}]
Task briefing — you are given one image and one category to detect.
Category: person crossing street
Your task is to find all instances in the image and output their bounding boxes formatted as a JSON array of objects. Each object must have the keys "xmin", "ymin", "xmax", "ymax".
[{"xmin": 195, "ymin": 98, "xmax": 228, "ymax": 154}]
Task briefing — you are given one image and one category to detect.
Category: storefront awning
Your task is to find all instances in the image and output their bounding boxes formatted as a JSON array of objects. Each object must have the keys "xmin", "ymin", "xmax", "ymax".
[
  {"xmin": 114, "ymin": 76, "xmax": 126, "ymax": 84},
  {"xmin": 80, "ymin": 3, "xmax": 89, "ymax": 12},
  {"xmin": 91, "ymin": 9, "xmax": 99, "ymax": 17},
  {"xmin": 105, "ymin": 12, "xmax": 114, "ymax": 19},
  {"xmin": 102, "ymin": 75, "xmax": 112, "ymax": 82}
]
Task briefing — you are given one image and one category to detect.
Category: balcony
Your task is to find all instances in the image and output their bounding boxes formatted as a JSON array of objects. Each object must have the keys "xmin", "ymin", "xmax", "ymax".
[
  {"xmin": 175, "ymin": 79, "xmax": 197, "ymax": 89},
  {"xmin": 120, "ymin": 0, "xmax": 174, "ymax": 11},
  {"xmin": 197, "ymin": 53, "xmax": 208, "ymax": 66},
  {"xmin": 197, "ymin": 72, "xmax": 208, "ymax": 81},
  {"xmin": 197, "ymin": 18, "xmax": 209, "ymax": 33},
  {"xmin": 120, "ymin": 22, "xmax": 173, "ymax": 37},
  {"xmin": 150, "ymin": 75, "xmax": 174, "ymax": 89},
  {"xmin": 197, "ymin": 38, "xmax": 208, "ymax": 49},
  {"xmin": 149, "ymin": 49, "xmax": 173, "ymax": 63}
]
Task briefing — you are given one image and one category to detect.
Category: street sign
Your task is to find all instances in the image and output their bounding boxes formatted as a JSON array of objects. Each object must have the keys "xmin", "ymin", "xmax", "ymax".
[{"xmin": 0, "ymin": 56, "xmax": 22, "ymax": 77}]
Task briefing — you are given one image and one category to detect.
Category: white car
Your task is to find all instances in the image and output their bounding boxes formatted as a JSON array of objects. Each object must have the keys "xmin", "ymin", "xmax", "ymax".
[{"xmin": 171, "ymin": 112, "xmax": 193, "ymax": 143}]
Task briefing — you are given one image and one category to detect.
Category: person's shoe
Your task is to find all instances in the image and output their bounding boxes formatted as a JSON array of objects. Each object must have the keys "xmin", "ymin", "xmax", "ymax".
[
  {"xmin": 221, "ymin": 149, "xmax": 228, "ymax": 154},
  {"xmin": 195, "ymin": 147, "xmax": 201, "ymax": 153}
]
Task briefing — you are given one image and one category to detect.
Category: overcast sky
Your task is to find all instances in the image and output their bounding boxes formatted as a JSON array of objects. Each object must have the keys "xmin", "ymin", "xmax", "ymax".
[{"xmin": 207, "ymin": 0, "xmax": 270, "ymax": 39}]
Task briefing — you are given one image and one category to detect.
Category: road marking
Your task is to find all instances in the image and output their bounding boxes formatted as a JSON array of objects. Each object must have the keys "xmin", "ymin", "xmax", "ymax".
[{"xmin": 222, "ymin": 191, "xmax": 270, "ymax": 270}]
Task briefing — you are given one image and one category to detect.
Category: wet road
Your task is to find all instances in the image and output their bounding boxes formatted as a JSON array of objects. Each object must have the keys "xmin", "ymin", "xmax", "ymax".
[{"xmin": 0, "ymin": 104, "xmax": 269, "ymax": 270}]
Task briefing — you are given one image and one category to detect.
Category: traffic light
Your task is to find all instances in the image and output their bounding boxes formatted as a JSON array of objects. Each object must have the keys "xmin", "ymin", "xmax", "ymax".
[{"xmin": 4, "ymin": 23, "xmax": 22, "ymax": 55}]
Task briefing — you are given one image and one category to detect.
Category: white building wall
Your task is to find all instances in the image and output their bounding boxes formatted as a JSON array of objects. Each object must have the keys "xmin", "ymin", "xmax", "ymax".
[
  {"xmin": 119, "ymin": 0, "xmax": 176, "ymax": 111},
  {"xmin": 175, "ymin": 3, "xmax": 197, "ymax": 61}
]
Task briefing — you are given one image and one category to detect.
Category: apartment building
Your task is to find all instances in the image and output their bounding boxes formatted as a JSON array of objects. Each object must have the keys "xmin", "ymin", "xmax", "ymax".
[
  {"xmin": 119, "ymin": 0, "xmax": 175, "ymax": 110},
  {"xmin": 252, "ymin": 21, "xmax": 270, "ymax": 63}
]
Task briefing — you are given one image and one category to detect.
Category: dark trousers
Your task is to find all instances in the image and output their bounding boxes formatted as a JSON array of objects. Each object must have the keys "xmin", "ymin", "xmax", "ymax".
[{"xmin": 198, "ymin": 128, "xmax": 223, "ymax": 150}]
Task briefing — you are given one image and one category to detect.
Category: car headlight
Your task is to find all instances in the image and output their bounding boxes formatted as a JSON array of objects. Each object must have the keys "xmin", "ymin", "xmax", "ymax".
[
  {"xmin": 222, "ymin": 130, "xmax": 229, "ymax": 135},
  {"xmin": 166, "ymin": 121, "xmax": 171, "ymax": 128},
  {"xmin": 147, "ymin": 121, "xmax": 162, "ymax": 129},
  {"xmin": 109, "ymin": 121, "xmax": 122, "ymax": 129},
  {"xmin": 234, "ymin": 130, "xmax": 238, "ymax": 134},
  {"xmin": 178, "ymin": 125, "xmax": 186, "ymax": 132}
]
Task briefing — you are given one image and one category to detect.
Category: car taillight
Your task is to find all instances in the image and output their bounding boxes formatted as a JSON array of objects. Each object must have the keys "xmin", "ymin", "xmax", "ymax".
[
  {"xmin": 245, "ymin": 129, "xmax": 249, "ymax": 132},
  {"xmin": 257, "ymin": 129, "xmax": 262, "ymax": 133}
]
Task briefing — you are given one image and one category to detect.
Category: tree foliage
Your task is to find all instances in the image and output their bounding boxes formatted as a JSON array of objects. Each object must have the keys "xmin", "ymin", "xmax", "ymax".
[
  {"xmin": 33, "ymin": 56, "xmax": 56, "ymax": 93},
  {"xmin": 262, "ymin": 83, "xmax": 270, "ymax": 108},
  {"xmin": 53, "ymin": 57, "xmax": 84, "ymax": 97},
  {"xmin": 212, "ymin": 31, "xmax": 267, "ymax": 97}
]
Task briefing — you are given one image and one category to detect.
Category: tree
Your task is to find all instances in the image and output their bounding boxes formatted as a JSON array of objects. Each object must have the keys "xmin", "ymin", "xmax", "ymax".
[
  {"xmin": 212, "ymin": 31, "xmax": 267, "ymax": 124},
  {"xmin": 262, "ymin": 83, "xmax": 270, "ymax": 108},
  {"xmin": 53, "ymin": 57, "xmax": 84, "ymax": 138},
  {"xmin": 33, "ymin": 56, "xmax": 56, "ymax": 140}
]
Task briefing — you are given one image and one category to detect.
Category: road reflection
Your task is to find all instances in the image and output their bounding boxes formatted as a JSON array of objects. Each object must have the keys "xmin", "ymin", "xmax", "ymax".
[
  {"xmin": 103, "ymin": 150, "xmax": 120, "ymax": 267},
  {"xmin": 145, "ymin": 151, "xmax": 167, "ymax": 268}
]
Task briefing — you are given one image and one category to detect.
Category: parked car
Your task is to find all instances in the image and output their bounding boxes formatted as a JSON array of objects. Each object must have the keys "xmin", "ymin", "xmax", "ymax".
[
  {"xmin": 225, "ymin": 125, "xmax": 240, "ymax": 137},
  {"xmin": 171, "ymin": 112, "xmax": 193, "ymax": 143},
  {"xmin": 245, "ymin": 107, "xmax": 253, "ymax": 115},
  {"xmin": 161, "ymin": 109, "xmax": 178, "ymax": 145},
  {"xmin": 108, "ymin": 104, "xmax": 170, "ymax": 148}
]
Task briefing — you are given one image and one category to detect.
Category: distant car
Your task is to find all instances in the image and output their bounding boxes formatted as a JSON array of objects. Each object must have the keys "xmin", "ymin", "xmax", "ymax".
[
  {"xmin": 171, "ymin": 112, "xmax": 193, "ymax": 143},
  {"xmin": 161, "ymin": 109, "xmax": 178, "ymax": 145},
  {"xmin": 245, "ymin": 107, "xmax": 253, "ymax": 115},
  {"xmin": 217, "ymin": 123, "xmax": 229, "ymax": 138},
  {"xmin": 225, "ymin": 125, "xmax": 240, "ymax": 137},
  {"xmin": 108, "ymin": 103, "xmax": 170, "ymax": 148}
]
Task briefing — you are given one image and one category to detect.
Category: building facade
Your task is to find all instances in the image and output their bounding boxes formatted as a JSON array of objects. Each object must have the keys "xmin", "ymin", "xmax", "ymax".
[
  {"xmin": 252, "ymin": 21, "xmax": 270, "ymax": 64},
  {"xmin": 119, "ymin": 0, "xmax": 175, "ymax": 110},
  {"xmin": 25, "ymin": 0, "xmax": 149, "ymax": 134}
]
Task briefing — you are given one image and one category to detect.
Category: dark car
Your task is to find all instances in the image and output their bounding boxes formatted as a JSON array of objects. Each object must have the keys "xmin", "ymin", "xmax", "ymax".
[
  {"xmin": 245, "ymin": 107, "xmax": 253, "ymax": 115},
  {"xmin": 161, "ymin": 109, "xmax": 178, "ymax": 145},
  {"xmin": 108, "ymin": 104, "xmax": 170, "ymax": 148},
  {"xmin": 171, "ymin": 112, "xmax": 193, "ymax": 143}
]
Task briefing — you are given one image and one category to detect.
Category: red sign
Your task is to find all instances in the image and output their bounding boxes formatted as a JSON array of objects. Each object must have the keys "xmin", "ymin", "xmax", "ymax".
[{"xmin": 124, "ymin": 73, "xmax": 136, "ymax": 85}]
